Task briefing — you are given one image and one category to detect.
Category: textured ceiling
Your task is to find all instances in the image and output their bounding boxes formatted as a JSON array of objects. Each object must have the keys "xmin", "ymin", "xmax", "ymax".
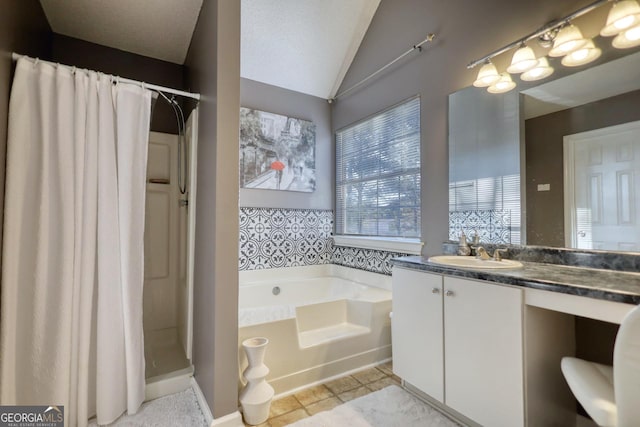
[
  {"xmin": 241, "ymin": 0, "xmax": 381, "ymax": 99},
  {"xmin": 39, "ymin": 0, "xmax": 380, "ymax": 98},
  {"xmin": 40, "ymin": 0, "xmax": 203, "ymax": 64}
]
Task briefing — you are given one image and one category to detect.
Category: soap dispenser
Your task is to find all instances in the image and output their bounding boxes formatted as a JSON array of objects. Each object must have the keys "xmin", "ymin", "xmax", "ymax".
[{"xmin": 457, "ymin": 232, "xmax": 471, "ymax": 256}]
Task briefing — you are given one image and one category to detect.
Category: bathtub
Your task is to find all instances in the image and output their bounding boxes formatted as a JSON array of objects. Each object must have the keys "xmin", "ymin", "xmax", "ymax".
[{"xmin": 238, "ymin": 264, "xmax": 392, "ymax": 396}]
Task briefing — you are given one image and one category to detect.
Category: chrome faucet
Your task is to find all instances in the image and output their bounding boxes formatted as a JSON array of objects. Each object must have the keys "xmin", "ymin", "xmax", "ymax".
[
  {"xmin": 493, "ymin": 248, "xmax": 508, "ymax": 261},
  {"xmin": 473, "ymin": 246, "xmax": 508, "ymax": 261},
  {"xmin": 473, "ymin": 246, "xmax": 491, "ymax": 260}
]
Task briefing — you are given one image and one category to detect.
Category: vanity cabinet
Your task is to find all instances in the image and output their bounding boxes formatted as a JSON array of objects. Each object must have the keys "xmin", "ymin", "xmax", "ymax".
[{"xmin": 392, "ymin": 267, "xmax": 524, "ymax": 427}]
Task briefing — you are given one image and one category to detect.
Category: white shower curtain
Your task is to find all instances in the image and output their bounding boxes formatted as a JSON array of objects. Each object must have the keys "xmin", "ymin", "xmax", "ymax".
[{"xmin": 0, "ymin": 58, "xmax": 151, "ymax": 426}]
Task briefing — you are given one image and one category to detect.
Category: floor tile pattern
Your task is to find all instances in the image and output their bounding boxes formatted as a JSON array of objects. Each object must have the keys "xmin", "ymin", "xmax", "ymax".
[{"xmin": 245, "ymin": 363, "xmax": 400, "ymax": 427}]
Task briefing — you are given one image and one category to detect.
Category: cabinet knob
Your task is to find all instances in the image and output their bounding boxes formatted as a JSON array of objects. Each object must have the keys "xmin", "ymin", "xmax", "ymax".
[
  {"xmin": 446, "ymin": 290, "xmax": 455, "ymax": 297},
  {"xmin": 432, "ymin": 288, "xmax": 440, "ymax": 294}
]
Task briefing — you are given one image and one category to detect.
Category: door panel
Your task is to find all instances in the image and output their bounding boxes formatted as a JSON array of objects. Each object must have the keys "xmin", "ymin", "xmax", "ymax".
[
  {"xmin": 444, "ymin": 277, "xmax": 524, "ymax": 427},
  {"xmin": 392, "ymin": 268, "xmax": 444, "ymax": 402},
  {"xmin": 566, "ymin": 121, "xmax": 640, "ymax": 250}
]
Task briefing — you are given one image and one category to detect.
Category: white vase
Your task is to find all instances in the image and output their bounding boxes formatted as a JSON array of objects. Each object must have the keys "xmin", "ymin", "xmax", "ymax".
[{"xmin": 240, "ymin": 337, "xmax": 274, "ymax": 425}]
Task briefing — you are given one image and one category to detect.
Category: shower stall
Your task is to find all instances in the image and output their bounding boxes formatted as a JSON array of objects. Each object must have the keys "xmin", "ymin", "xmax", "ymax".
[{"xmin": 144, "ymin": 103, "xmax": 199, "ymax": 399}]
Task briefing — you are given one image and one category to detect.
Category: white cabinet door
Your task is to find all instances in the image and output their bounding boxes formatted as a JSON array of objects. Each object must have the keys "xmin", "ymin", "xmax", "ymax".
[
  {"xmin": 444, "ymin": 276, "xmax": 524, "ymax": 427},
  {"xmin": 392, "ymin": 268, "xmax": 444, "ymax": 402}
]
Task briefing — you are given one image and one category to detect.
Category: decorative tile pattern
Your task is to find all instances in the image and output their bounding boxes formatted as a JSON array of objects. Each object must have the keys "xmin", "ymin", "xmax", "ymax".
[
  {"xmin": 239, "ymin": 207, "xmax": 412, "ymax": 275},
  {"xmin": 239, "ymin": 207, "xmax": 333, "ymax": 270},
  {"xmin": 449, "ymin": 209, "xmax": 513, "ymax": 244},
  {"xmin": 331, "ymin": 245, "xmax": 411, "ymax": 275}
]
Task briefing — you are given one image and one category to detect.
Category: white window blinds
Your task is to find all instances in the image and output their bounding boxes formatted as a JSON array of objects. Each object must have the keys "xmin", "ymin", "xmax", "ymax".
[{"xmin": 336, "ymin": 96, "xmax": 421, "ymax": 238}]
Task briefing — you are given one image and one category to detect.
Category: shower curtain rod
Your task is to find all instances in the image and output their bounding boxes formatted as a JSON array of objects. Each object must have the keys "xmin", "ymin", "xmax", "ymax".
[{"xmin": 12, "ymin": 53, "xmax": 201, "ymax": 101}]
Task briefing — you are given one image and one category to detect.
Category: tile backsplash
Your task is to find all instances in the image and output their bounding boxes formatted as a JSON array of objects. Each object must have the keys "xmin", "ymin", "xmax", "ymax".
[
  {"xmin": 449, "ymin": 209, "xmax": 516, "ymax": 245},
  {"xmin": 239, "ymin": 207, "xmax": 333, "ymax": 270},
  {"xmin": 239, "ymin": 207, "xmax": 410, "ymax": 275},
  {"xmin": 331, "ymin": 246, "xmax": 410, "ymax": 275}
]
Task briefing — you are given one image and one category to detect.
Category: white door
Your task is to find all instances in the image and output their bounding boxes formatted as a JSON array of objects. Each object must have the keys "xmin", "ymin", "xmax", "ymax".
[
  {"xmin": 564, "ymin": 120, "xmax": 640, "ymax": 251},
  {"xmin": 144, "ymin": 132, "xmax": 180, "ymax": 331},
  {"xmin": 444, "ymin": 277, "xmax": 524, "ymax": 427},
  {"xmin": 392, "ymin": 268, "xmax": 444, "ymax": 402}
]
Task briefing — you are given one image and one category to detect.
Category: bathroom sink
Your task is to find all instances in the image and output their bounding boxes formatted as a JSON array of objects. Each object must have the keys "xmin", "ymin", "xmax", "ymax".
[{"xmin": 428, "ymin": 255, "xmax": 523, "ymax": 270}]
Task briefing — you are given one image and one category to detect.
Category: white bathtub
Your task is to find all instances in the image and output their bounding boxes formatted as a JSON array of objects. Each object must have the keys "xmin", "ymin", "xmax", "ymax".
[{"xmin": 238, "ymin": 264, "xmax": 392, "ymax": 396}]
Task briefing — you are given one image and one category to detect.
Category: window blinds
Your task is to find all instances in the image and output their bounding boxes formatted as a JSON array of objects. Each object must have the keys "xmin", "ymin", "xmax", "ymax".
[{"xmin": 336, "ymin": 96, "xmax": 421, "ymax": 237}]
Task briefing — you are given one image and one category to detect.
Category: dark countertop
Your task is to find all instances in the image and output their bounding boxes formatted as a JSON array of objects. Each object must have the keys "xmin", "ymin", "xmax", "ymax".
[{"xmin": 392, "ymin": 256, "xmax": 640, "ymax": 305}]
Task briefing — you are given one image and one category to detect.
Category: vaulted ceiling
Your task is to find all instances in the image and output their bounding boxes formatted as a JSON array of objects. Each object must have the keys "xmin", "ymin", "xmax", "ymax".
[{"xmin": 39, "ymin": 0, "xmax": 381, "ymax": 99}]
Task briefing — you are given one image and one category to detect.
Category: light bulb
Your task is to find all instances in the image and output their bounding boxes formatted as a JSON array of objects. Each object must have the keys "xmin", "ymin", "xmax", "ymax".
[
  {"xmin": 613, "ymin": 24, "xmax": 640, "ymax": 48},
  {"xmin": 507, "ymin": 45, "xmax": 538, "ymax": 73},
  {"xmin": 601, "ymin": 0, "xmax": 640, "ymax": 36},
  {"xmin": 615, "ymin": 15, "xmax": 636, "ymax": 29},
  {"xmin": 627, "ymin": 25, "xmax": 640, "ymax": 39},
  {"xmin": 561, "ymin": 39, "xmax": 601, "ymax": 67},
  {"xmin": 521, "ymin": 57, "xmax": 554, "ymax": 81},
  {"xmin": 473, "ymin": 62, "xmax": 501, "ymax": 87},
  {"xmin": 549, "ymin": 24, "xmax": 588, "ymax": 57},
  {"xmin": 488, "ymin": 73, "xmax": 516, "ymax": 94}
]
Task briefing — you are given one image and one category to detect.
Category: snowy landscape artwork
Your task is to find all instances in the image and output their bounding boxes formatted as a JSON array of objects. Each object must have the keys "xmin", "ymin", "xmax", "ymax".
[{"xmin": 239, "ymin": 107, "xmax": 316, "ymax": 192}]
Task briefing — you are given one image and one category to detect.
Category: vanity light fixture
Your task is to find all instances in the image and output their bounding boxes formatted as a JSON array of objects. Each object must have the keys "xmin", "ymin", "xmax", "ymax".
[
  {"xmin": 548, "ymin": 24, "xmax": 588, "ymax": 57},
  {"xmin": 521, "ymin": 57, "xmax": 554, "ymax": 81},
  {"xmin": 487, "ymin": 73, "xmax": 516, "ymax": 93},
  {"xmin": 612, "ymin": 24, "xmax": 640, "ymax": 47},
  {"xmin": 561, "ymin": 39, "xmax": 602, "ymax": 66},
  {"xmin": 467, "ymin": 0, "xmax": 623, "ymax": 94},
  {"xmin": 506, "ymin": 44, "xmax": 539, "ymax": 73},
  {"xmin": 473, "ymin": 61, "xmax": 501, "ymax": 87},
  {"xmin": 600, "ymin": 0, "xmax": 640, "ymax": 36}
]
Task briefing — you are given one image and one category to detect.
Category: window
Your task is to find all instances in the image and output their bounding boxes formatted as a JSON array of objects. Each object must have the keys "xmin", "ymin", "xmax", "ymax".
[{"xmin": 336, "ymin": 96, "xmax": 421, "ymax": 238}]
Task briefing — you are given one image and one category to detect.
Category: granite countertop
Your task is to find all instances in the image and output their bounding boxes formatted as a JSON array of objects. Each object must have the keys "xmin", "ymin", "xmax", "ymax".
[{"xmin": 392, "ymin": 255, "xmax": 640, "ymax": 305}]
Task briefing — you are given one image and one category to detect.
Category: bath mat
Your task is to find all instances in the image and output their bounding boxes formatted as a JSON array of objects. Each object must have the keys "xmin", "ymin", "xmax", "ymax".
[
  {"xmin": 88, "ymin": 386, "xmax": 207, "ymax": 426},
  {"xmin": 288, "ymin": 385, "xmax": 460, "ymax": 427}
]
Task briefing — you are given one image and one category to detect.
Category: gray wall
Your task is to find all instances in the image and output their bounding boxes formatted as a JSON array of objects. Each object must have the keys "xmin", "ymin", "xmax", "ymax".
[
  {"xmin": 332, "ymin": 0, "xmax": 592, "ymax": 256},
  {"xmin": 240, "ymin": 78, "xmax": 333, "ymax": 209},
  {"xmin": 51, "ymin": 34, "xmax": 186, "ymax": 134},
  {"xmin": 185, "ymin": 0, "xmax": 241, "ymax": 419},
  {"xmin": 0, "ymin": 1, "xmax": 52, "ymax": 266},
  {"xmin": 525, "ymin": 89, "xmax": 640, "ymax": 246}
]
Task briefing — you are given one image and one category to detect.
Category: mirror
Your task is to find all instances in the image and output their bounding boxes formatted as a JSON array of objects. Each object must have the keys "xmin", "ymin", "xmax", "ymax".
[{"xmin": 449, "ymin": 43, "xmax": 640, "ymax": 252}]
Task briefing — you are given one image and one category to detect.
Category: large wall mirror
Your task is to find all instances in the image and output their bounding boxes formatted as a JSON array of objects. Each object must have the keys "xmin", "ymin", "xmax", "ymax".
[{"xmin": 449, "ymin": 44, "xmax": 640, "ymax": 252}]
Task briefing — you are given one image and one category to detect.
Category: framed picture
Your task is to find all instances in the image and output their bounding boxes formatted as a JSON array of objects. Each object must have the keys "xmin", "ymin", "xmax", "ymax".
[{"xmin": 239, "ymin": 107, "xmax": 316, "ymax": 192}]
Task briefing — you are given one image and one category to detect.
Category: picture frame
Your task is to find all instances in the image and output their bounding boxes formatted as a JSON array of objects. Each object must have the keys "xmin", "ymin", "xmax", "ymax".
[{"xmin": 239, "ymin": 107, "xmax": 316, "ymax": 192}]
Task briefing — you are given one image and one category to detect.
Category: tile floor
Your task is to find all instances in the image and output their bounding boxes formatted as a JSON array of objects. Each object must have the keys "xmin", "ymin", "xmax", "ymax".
[{"xmin": 248, "ymin": 362, "xmax": 400, "ymax": 427}]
